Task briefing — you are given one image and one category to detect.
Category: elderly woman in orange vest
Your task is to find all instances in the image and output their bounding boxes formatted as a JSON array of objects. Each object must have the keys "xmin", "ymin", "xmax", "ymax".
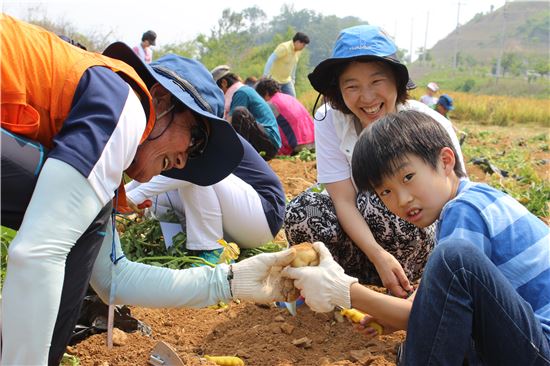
[{"xmin": 1, "ymin": 14, "xmax": 297, "ymax": 365}]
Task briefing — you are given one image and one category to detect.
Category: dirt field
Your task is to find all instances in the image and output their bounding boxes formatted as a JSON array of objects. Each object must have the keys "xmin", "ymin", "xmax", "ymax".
[
  {"xmin": 70, "ymin": 158, "xmax": 403, "ymax": 366},
  {"xmin": 70, "ymin": 122, "xmax": 549, "ymax": 365}
]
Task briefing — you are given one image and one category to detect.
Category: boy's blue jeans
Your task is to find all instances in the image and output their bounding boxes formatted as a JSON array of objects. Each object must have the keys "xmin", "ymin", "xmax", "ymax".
[{"xmin": 403, "ymin": 239, "xmax": 550, "ymax": 365}]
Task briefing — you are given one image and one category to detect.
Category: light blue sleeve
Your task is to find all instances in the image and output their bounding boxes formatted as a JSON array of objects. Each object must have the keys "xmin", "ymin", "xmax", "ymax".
[
  {"xmin": 90, "ymin": 219, "xmax": 232, "ymax": 308},
  {"xmin": 438, "ymin": 201, "xmax": 492, "ymax": 256},
  {"xmin": 263, "ymin": 52, "xmax": 277, "ymax": 76},
  {"xmin": 2, "ymin": 158, "xmax": 104, "ymax": 365}
]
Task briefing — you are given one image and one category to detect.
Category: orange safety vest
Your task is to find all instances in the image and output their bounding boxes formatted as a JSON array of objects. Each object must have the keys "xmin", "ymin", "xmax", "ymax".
[
  {"xmin": 0, "ymin": 14, "xmax": 157, "ymax": 210},
  {"xmin": 0, "ymin": 13, "xmax": 155, "ymax": 147}
]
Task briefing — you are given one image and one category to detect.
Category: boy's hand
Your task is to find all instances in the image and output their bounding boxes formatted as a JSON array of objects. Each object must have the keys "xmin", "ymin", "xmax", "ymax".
[
  {"xmin": 359, "ymin": 314, "xmax": 396, "ymax": 336},
  {"xmin": 373, "ymin": 250, "xmax": 413, "ymax": 298},
  {"xmin": 282, "ymin": 242, "xmax": 358, "ymax": 312}
]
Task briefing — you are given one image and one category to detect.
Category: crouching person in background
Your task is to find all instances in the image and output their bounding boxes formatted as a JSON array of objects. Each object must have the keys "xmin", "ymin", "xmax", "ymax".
[{"xmin": 123, "ymin": 135, "xmax": 286, "ymax": 264}]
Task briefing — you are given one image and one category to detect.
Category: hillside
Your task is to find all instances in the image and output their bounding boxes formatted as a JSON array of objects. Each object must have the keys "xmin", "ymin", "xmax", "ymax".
[{"xmin": 426, "ymin": 0, "xmax": 549, "ymax": 67}]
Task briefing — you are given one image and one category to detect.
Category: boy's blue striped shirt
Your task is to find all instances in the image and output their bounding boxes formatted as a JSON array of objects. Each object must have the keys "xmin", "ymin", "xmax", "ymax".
[{"xmin": 437, "ymin": 179, "xmax": 550, "ymax": 340}]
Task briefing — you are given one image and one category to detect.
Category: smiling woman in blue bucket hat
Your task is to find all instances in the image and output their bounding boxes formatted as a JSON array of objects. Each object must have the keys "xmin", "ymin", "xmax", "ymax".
[
  {"xmin": 284, "ymin": 25, "xmax": 465, "ymax": 296},
  {"xmin": 1, "ymin": 14, "xmax": 297, "ymax": 365}
]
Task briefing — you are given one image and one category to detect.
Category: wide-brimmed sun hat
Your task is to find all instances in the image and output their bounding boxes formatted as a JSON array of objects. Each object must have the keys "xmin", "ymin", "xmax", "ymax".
[
  {"xmin": 308, "ymin": 25, "xmax": 415, "ymax": 94},
  {"xmin": 103, "ymin": 42, "xmax": 243, "ymax": 186}
]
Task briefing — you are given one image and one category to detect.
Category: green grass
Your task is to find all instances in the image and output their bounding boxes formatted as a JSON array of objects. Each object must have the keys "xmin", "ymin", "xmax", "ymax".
[{"xmin": 460, "ymin": 124, "xmax": 549, "ymax": 219}]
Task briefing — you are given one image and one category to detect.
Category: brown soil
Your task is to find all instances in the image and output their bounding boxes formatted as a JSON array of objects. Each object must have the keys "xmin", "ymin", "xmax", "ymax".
[
  {"xmin": 72, "ymin": 301, "xmax": 404, "ymax": 366},
  {"xmin": 70, "ymin": 158, "xmax": 402, "ymax": 366},
  {"xmin": 71, "ymin": 122, "xmax": 548, "ymax": 365}
]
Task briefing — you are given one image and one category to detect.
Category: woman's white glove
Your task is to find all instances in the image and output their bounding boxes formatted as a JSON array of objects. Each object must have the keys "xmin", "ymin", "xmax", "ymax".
[
  {"xmin": 231, "ymin": 249, "xmax": 296, "ymax": 303},
  {"xmin": 282, "ymin": 242, "xmax": 358, "ymax": 313}
]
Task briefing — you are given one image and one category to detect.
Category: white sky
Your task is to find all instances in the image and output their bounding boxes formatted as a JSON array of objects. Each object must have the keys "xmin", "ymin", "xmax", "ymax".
[{"xmin": 3, "ymin": 0, "xmax": 507, "ymax": 59}]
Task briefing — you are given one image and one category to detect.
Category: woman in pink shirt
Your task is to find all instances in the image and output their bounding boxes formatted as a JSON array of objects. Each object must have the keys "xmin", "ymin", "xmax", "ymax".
[{"xmin": 255, "ymin": 78, "xmax": 315, "ymax": 156}]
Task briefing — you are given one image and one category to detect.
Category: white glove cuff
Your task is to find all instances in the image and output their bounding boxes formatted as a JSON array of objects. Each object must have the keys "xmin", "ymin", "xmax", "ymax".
[
  {"xmin": 331, "ymin": 273, "xmax": 358, "ymax": 309},
  {"xmin": 230, "ymin": 263, "xmax": 258, "ymax": 300}
]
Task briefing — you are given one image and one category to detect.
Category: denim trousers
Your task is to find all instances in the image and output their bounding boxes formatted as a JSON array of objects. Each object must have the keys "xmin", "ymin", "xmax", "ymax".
[{"xmin": 403, "ymin": 239, "xmax": 550, "ymax": 365}]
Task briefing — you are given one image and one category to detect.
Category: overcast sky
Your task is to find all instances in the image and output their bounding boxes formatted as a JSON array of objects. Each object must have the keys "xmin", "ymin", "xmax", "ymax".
[{"xmin": 4, "ymin": 0, "xmax": 508, "ymax": 59}]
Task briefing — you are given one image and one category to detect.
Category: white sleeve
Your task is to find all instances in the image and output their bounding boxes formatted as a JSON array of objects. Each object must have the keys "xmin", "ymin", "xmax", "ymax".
[
  {"xmin": 402, "ymin": 100, "xmax": 466, "ymax": 171},
  {"xmin": 90, "ymin": 218, "xmax": 232, "ymax": 308},
  {"xmin": 314, "ymin": 106, "xmax": 352, "ymax": 183},
  {"xmin": 125, "ymin": 175, "xmax": 189, "ymax": 205}
]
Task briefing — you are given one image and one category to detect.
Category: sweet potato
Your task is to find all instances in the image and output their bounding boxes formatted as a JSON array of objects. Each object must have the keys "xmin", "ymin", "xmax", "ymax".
[
  {"xmin": 282, "ymin": 242, "xmax": 320, "ymax": 301},
  {"xmin": 290, "ymin": 242, "xmax": 319, "ymax": 267}
]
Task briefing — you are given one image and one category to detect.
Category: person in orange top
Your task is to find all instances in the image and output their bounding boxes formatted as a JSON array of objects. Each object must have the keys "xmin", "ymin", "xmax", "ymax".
[{"xmin": 1, "ymin": 14, "xmax": 298, "ymax": 365}]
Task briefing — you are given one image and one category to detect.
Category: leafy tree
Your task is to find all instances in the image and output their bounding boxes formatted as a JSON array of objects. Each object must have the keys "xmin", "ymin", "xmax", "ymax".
[
  {"xmin": 501, "ymin": 52, "xmax": 524, "ymax": 76},
  {"xmin": 516, "ymin": 10, "xmax": 550, "ymax": 44},
  {"xmin": 531, "ymin": 57, "xmax": 550, "ymax": 77},
  {"xmin": 154, "ymin": 41, "xmax": 199, "ymax": 60},
  {"xmin": 268, "ymin": 6, "xmax": 364, "ymax": 69}
]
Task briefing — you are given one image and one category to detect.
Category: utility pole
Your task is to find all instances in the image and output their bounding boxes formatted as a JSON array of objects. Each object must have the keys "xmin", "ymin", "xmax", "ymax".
[
  {"xmin": 495, "ymin": 1, "xmax": 508, "ymax": 83},
  {"xmin": 423, "ymin": 11, "xmax": 430, "ymax": 63},
  {"xmin": 452, "ymin": 1, "xmax": 462, "ymax": 69}
]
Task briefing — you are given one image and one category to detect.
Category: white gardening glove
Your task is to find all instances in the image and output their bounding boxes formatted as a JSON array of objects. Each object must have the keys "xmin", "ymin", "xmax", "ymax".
[
  {"xmin": 282, "ymin": 242, "xmax": 358, "ymax": 313},
  {"xmin": 231, "ymin": 249, "xmax": 296, "ymax": 303}
]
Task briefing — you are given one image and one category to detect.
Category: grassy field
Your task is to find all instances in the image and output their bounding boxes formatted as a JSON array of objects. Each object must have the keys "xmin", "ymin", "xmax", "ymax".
[{"xmin": 297, "ymin": 87, "xmax": 550, "ymax": 127}]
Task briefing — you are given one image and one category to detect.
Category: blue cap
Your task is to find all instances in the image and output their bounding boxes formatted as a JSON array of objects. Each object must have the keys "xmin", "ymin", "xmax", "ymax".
[
  {"xmin": 437, "ymin": 94, "xmax": 454, "ymax": 111},
  {"xmin": 103, "ymin": 42, "xmax": 243, "ymax": 186},
  {"xmin": 308, "ymin": 25, "xmax": 415, "ymax": 94}
]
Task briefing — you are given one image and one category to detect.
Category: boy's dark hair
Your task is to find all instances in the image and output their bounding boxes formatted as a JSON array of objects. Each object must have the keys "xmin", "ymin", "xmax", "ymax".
[
  {"xmin": 255, "ymin": 78, "xmax": 281, "ymax": 98},
  {"xmin": 216, "ymin": 72, "xmax": 241, "ymax": 88},
  {"xmin": 293, "ymin": 32, "xmax": 310, "ymax": 44},
  {"xmin": 352, "ymin": 110, "xmax": 466, "ymax": 192},
  {"xmin": 323, "ymin": 61, "xmax": 409, "ymax": 115}
]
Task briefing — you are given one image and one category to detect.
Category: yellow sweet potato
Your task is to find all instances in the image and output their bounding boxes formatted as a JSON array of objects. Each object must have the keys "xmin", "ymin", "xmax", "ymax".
[
  {"xmin": 205, "ymin": 355, "xmax": 245, "ymax": 366},
  {"xmin": 290, "ymin": 242, "xmax": 319, "ymax": 267}
]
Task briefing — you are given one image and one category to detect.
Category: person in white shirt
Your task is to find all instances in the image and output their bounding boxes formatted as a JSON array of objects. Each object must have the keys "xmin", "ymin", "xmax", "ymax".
[
  {"xmin": 284, "ymin": 25, "xmax": 464, "ymax": 298},
  {"xmin": 419, "ymin": 82, "xmax": 439, "ymax": 107}
]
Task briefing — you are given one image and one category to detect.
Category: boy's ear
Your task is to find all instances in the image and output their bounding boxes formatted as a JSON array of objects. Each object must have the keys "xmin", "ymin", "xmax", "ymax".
[{"xmin": 440, "ymin": 147, "xmax": 456, "ymax": 176}]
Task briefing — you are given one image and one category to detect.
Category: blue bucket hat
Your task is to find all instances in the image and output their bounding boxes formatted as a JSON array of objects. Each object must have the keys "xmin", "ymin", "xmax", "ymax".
[
  {"xmin": 308, "ymin": 25, "xmax": 415, "ymax": 94},
  {"xmin": 103, "ymin": 42, "xmax": 243, "ymax": 186},
  {"xmin": 437, "ymin": 94, "xmax": 454, "ymax": 111}
]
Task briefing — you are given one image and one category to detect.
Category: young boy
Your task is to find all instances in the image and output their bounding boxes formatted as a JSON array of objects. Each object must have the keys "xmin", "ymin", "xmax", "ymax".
[{"xmin": 283, "ymin": 110, "xmax": 550, "ymax": 365}]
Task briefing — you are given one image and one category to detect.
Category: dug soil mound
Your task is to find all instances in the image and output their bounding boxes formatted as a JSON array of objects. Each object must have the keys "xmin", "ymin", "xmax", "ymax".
[{"xmin": 72, "ymin": 298, "xmax": 404, "ymax": 365}]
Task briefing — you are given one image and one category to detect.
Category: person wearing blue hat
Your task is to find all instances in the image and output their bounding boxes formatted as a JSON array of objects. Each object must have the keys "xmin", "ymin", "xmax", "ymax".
[
  {"xmin": 435, "ymin": 93, "xmax": 455, "ymax": 118},
  {"xmin": 284, "ymin": 25, "xmax": 465, "ymax": 298},
  {"xmin": 1, "ymin": 15, "xmax": 297, "ymax": 365}
]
